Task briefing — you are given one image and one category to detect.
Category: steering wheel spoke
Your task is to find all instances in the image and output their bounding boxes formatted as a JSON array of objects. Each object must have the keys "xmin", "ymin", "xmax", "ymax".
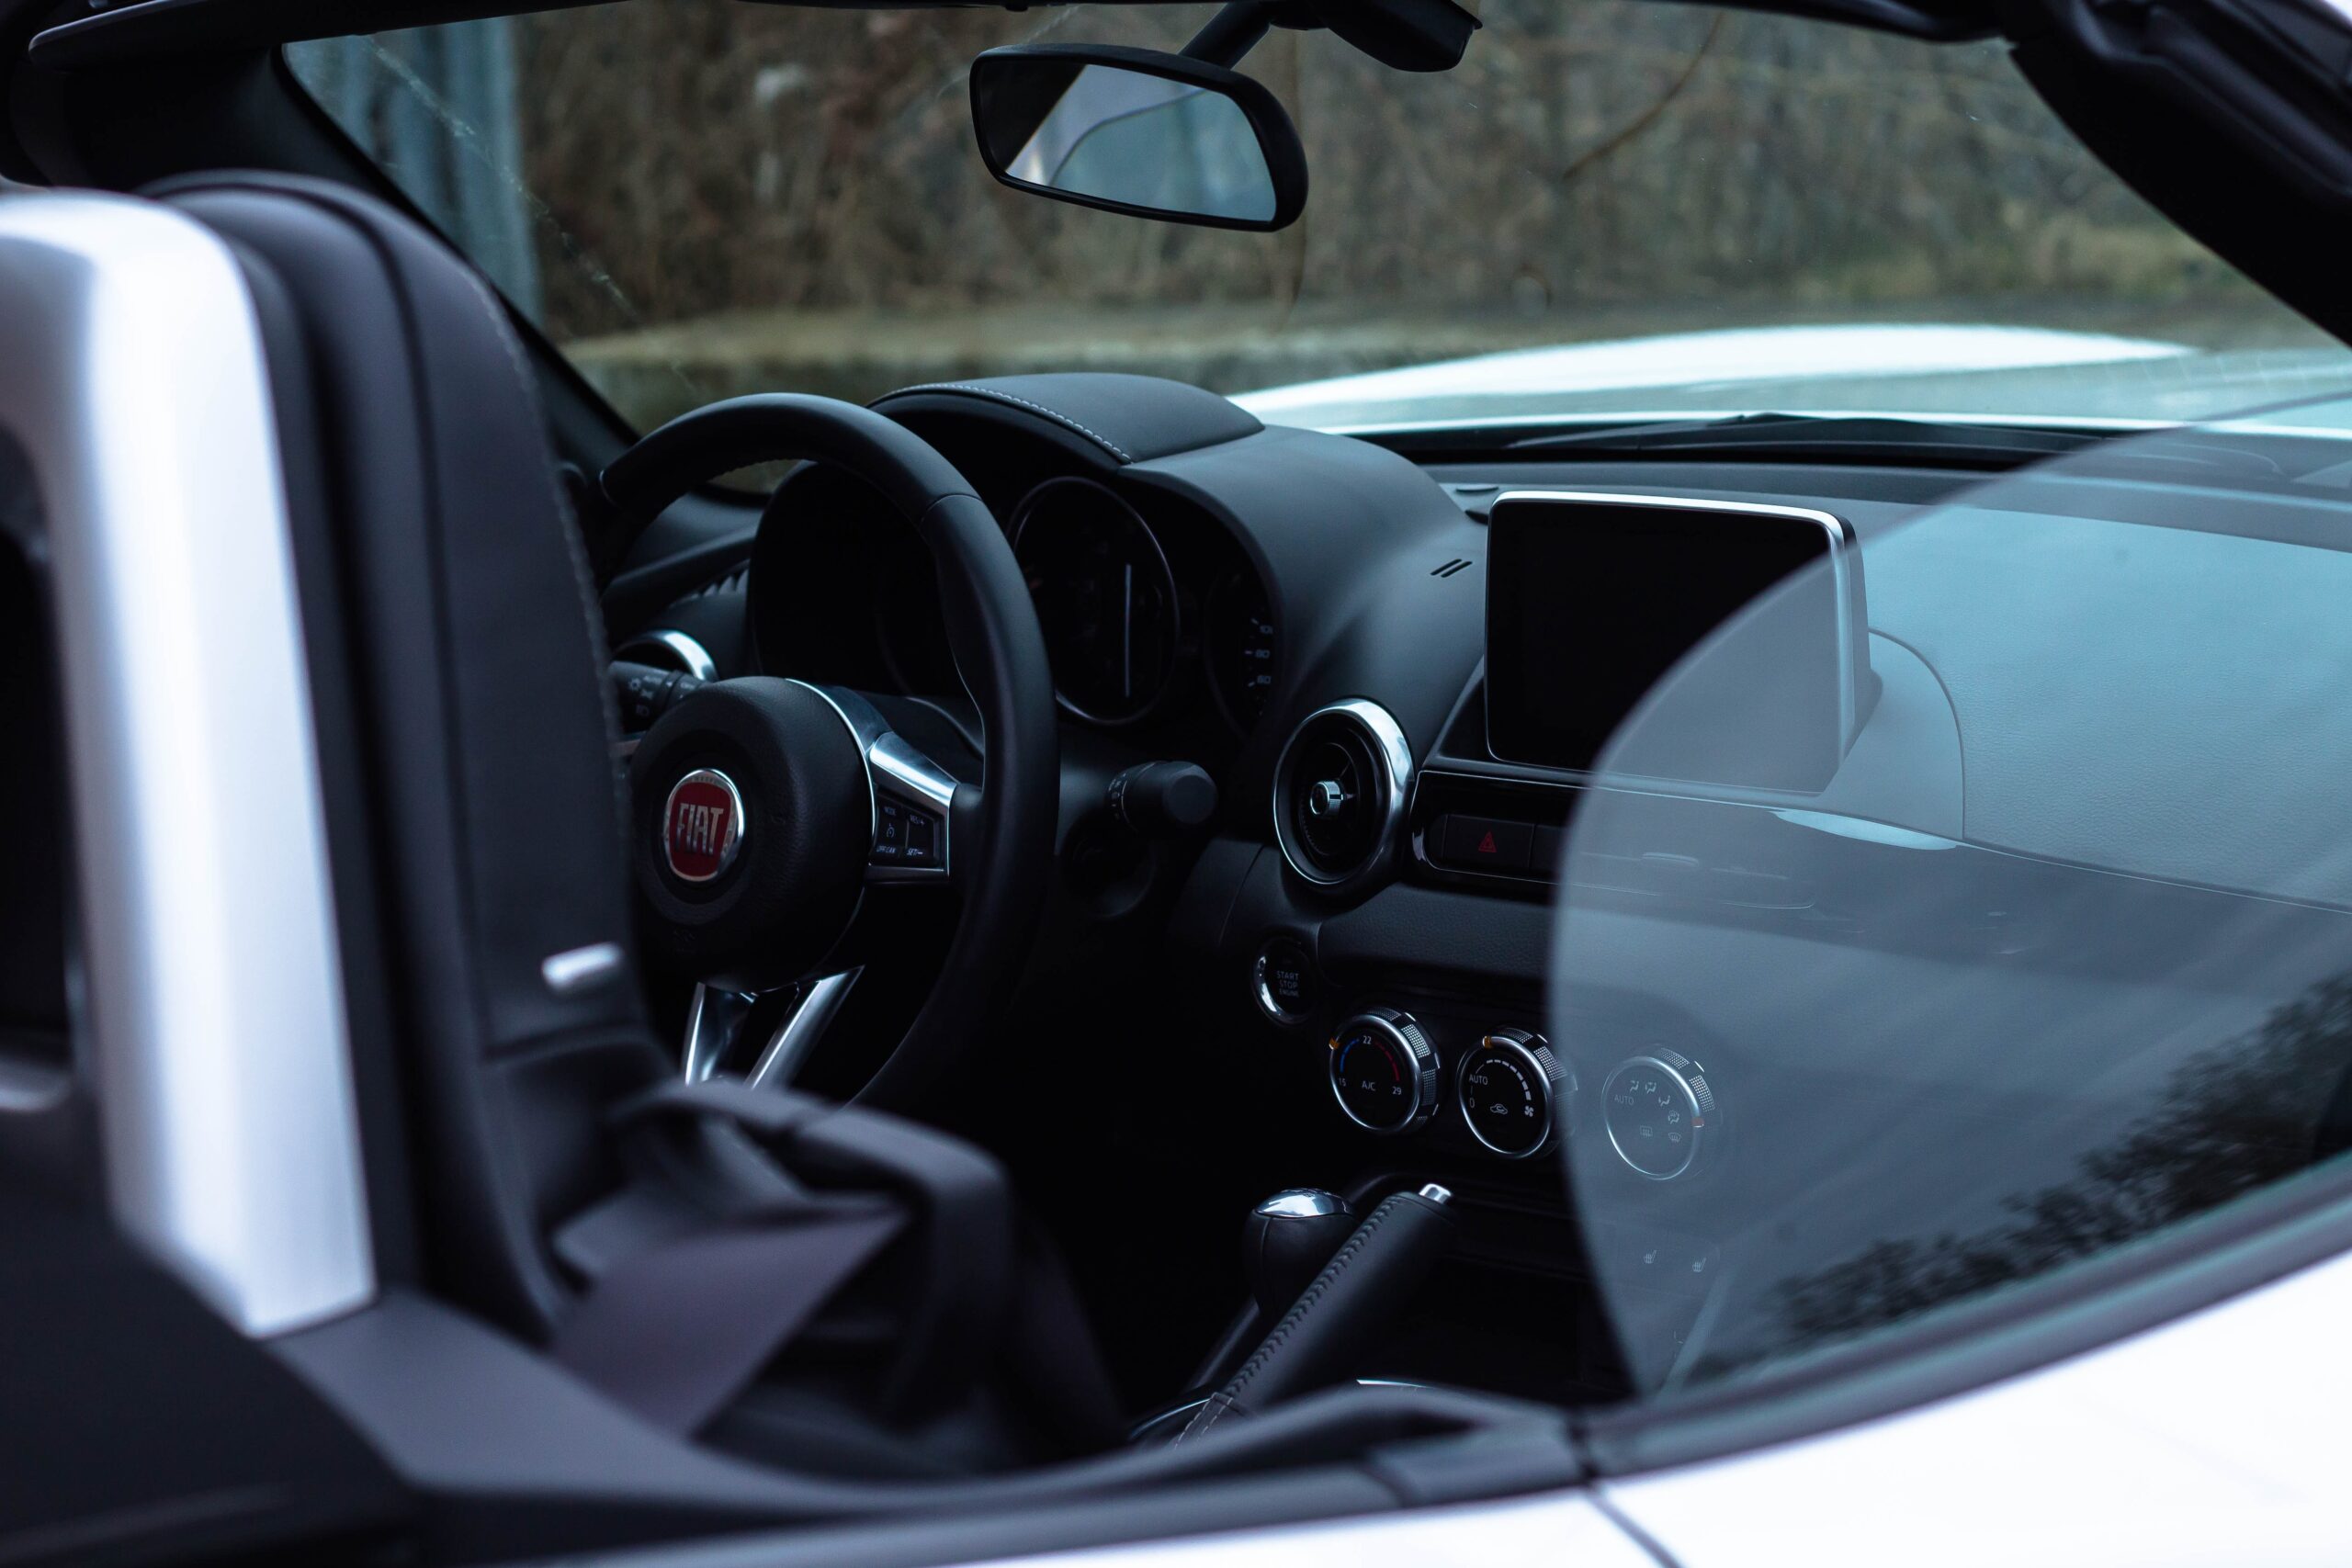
[
  {"xmin": 863, "ymin": 728, "xmax": 959, "ymax": 885},
  {"xmin": 785, "ymin": 682, "xmax": 961, "ymax": 885},
  {"xmin": 605, "ymin": 394, "xmax": 1054, "ymax": 1105},
  {"xmin": 682, "ymin": 983, "xmax": 757, "ymax": 1083},
  {"xmin": 678, "ymin": 970, "xmax": 863, "ymax": 1090},
  {"xmin": 745, "ymin": 968, "xmax": 863, "ymax": 1088}
]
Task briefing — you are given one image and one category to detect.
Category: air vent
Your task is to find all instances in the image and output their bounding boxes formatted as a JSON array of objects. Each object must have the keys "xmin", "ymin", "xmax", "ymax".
[
  {"xmin": 1272, "ymin": 700, "xmax": 1414, "ymax": 889},
  {"xmin": 1431, "ymin": 558, "xmax": 1473, "ymax": 578}
]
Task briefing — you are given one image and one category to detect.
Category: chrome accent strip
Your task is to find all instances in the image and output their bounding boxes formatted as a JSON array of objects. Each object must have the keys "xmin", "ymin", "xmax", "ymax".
[
  {"xmin": 1271, "ymin": 698, "xmax": 1414, "ymax": 890},
  {"xmin": 1487, "ymin": 490, "xmax": 1861, "ymax": 761},
  {"xmin": 789, "ymin": 680, "xmax": 956, "ymax": 883},
  {"xmin": 866, "ymin": 731, "xmax": 957, "ymax": 887},
  {"xmin": 615, "ymin": 627, "xmax": 717, "ymax": 682},
  {"xmin": 681, "ymin": 984, "xmax": 757, "ymax": 1084},
  {"xmin": 870, "ymin": 731, "xmax": 957, "ymax": 814},
  {"xmin": 790, "ymin": 676, "xmax": 882, "ymax": 852},
  {"xmin": 1256, "ymin": 1188, "xmax": 1348, "ymax": 1218},
  {"xmin": 0, "ymin": 194, "xmax": 373, "ymax": 1334},
  {"xmin": 746, "ymin": 968, "xmax": 862, "ymax": 1090},
  {"xmin": 540, "ymin": 942, "xmax": 625, "ymax": 998}
]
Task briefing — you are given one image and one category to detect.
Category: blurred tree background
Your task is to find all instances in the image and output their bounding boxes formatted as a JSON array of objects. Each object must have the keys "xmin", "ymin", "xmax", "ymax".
[{"xmin": 292, "ymin": 0, "xmax": 2305, "ymax": 427}]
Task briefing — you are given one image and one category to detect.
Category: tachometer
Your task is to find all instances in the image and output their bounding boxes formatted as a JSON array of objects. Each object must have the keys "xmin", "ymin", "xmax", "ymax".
[{"xmin": 1012, "ymin": 478, "xmax": 1179, "ymax": 726}]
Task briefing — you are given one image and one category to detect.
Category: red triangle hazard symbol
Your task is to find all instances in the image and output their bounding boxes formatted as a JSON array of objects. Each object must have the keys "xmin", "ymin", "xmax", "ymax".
[{"xmin": 1476, "ymin": 830, "xmax": 1498, "ymax": 854}]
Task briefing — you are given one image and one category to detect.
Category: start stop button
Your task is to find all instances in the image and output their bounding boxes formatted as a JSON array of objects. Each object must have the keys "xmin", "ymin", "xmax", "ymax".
[{"xmin": 1252, "ymin": 938, "xmax": 1317, "ymax": 1025}]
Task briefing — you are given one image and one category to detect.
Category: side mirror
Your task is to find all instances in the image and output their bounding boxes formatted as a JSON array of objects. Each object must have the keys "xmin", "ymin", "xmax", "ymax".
[{"xmin": 969, "ymin": 44, "xmax": 1307, "ymax": 231}]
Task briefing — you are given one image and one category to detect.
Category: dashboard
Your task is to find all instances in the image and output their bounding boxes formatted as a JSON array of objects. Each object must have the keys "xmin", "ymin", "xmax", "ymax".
[
  {"xmin": 628, "ymin": 372, "xmax": 2352, "ymax": 1406},
  {"xmin": 741, "ymin": 381, "xmax": 1313, "ymax": 789}
]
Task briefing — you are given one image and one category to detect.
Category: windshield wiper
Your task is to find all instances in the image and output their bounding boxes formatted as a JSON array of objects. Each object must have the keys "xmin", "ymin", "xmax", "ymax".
[{"xmin": 1505, "ymin": 412, "xmax": 2111, "ymax": 469}]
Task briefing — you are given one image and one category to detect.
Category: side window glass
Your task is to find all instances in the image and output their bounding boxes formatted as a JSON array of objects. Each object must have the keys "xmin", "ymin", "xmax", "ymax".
[{"xmin": 288, "ymin": 24, "xmax": 543, "ymax": 316}]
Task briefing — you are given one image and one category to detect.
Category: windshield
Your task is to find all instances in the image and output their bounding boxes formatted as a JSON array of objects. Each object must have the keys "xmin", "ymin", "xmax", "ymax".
[
  {"xmin": 1548, "ymin": 396, "xmax": 2352, "ymax": 1398},
  {"xmin": 288, "ymin": 3, "xmax": 2352, "ymax": 435}
]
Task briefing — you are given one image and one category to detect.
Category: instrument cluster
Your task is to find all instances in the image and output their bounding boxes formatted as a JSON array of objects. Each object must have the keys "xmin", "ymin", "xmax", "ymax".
[{"xmin": 1008, "ymin": 475, "xmax": 1277, "ymax": 739}]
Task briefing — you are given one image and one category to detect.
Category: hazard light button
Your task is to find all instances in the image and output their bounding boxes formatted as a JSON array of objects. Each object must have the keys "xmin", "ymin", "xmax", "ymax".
[{"xmin": 1435, "ymin": 814, "xmax": 1532, "ymax": 873}]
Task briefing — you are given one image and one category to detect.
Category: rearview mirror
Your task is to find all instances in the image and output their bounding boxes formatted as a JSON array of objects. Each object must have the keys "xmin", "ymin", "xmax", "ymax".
[{"xmin": 969, "ymin": 45, "xmax": 1308, "ymax": 231}]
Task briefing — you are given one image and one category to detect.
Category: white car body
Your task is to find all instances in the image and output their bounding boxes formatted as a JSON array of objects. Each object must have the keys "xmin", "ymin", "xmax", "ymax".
[{"xmin": 977, "ymin": 1243, "xmax": 2352, "ymax": 1568}]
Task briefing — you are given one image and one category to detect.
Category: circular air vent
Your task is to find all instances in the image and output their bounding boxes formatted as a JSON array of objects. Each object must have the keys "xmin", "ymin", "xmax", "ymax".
[{"xmin": 1272, "ymin": 700, "xmax": 1413, "ymax": 888}]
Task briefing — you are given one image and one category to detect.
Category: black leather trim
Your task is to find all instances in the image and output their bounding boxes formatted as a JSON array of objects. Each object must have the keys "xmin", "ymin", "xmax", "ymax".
[
  {"xmin": 155, "ymin": 171, "xmax": 662, "ymax": 1339},
  {"xmin": 872, "ymin": 374, "xmax": 1262, "ymax": 467}
]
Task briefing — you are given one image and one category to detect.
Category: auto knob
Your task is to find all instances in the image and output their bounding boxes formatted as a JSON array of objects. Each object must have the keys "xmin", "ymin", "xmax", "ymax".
[
  {"xmin": 1457, "ymin": 1026, "xmax": 1574, "ymax": 1160},
  {"xmin": 1240, "ymin": 1189, "xmax": 1357, "ymax": 1317},
  {"xmin": 1328, "ymin": 1007, "xmax": 1441, "ymax": 1135}
]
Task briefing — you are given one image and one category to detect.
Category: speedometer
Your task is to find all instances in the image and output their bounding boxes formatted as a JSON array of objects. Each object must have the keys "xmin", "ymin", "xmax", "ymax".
[{"xmin": 1012, "ymin": 478, "xmax": 1179, "ymax": 726}]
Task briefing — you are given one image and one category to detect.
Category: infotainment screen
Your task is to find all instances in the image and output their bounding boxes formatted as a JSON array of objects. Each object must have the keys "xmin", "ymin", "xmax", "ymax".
[{"xmin": 1485, "ymin": 493, "xmax": 1863, "ymax": 792}]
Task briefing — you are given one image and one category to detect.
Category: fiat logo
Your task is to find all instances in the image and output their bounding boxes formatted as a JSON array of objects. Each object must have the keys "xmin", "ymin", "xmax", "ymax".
[{"xmin": 662, "ymin": 768, "xmax": 746, "ymax": 884}]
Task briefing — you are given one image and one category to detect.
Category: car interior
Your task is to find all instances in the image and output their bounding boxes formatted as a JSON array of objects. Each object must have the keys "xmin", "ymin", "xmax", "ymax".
[{"xmin": 11, "ymin": 0, "xmax": 2352, "ymax": 1565}]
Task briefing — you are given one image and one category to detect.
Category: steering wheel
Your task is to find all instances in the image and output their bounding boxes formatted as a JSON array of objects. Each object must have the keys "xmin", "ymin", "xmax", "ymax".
[{"xmin": 601, "ymin": 395, "xmax": 1056, "ymax": 1107}]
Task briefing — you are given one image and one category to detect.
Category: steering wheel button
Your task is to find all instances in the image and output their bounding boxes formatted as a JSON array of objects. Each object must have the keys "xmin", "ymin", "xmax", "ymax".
[{"xmin": 904, "ymin": 810, "xmax": 939, "ymax": 863}]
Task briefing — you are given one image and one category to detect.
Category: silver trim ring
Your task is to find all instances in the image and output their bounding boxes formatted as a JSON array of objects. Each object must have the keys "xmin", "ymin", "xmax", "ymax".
[
  {"xmin": 1272, "ymin": 698, "xmax": 1414, "ymax": 890},
  {"xmin": 1601, "ymin": 1053, "xmax": 1708, "ymax": 1182},
  {"xmin": 616, "ymin": 627, "xmax": 718, "ymax": 682},
  {"xmin": 1328, "ymin": 1010, "xmax": 1438, "ymax": 1135},
  {"xmin": 1251, "ymin": 938, "xmax": 1315, "ymax": 1025}
]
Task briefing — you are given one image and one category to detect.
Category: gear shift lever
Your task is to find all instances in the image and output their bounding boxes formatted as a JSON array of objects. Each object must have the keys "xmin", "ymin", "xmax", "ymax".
[
  {"xmin": 1242, "ymin": 1190, "xmax": 1357, "ymax": 1317},
  {"xmin": 1175, "ymin": 1183, "xmax": 1454, "ymax": 1444}
]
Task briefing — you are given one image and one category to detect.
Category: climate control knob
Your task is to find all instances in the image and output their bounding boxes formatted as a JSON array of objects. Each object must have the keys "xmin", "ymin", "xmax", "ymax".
[
  {"xmin": 1600, "ymin": 1047, "xmax": 1718, "ymax": 1180},
  {"xmin": 1457, "ymin": 1028, "xmax": 1571, "ymax": 1159},
  {"xmin": 1328, "ymin": 1008, "xmax": 1440, "ymax": 1135}
]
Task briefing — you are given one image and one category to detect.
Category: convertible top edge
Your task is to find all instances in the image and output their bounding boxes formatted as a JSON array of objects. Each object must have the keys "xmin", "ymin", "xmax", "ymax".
[{"xmin": 26, "ymin": 0, "xmax": 1999, "ymax": 74}]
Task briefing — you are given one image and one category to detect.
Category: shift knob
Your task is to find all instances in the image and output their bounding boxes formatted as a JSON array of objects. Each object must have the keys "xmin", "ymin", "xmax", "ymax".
[
  {"xmin": 1242, "ymin": 1189, "xmax": 1356, "ymax": 1316},
  {"xmin": 1180, "ymin": 1183, "xmax": 1455, "ymax": 1441}
]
